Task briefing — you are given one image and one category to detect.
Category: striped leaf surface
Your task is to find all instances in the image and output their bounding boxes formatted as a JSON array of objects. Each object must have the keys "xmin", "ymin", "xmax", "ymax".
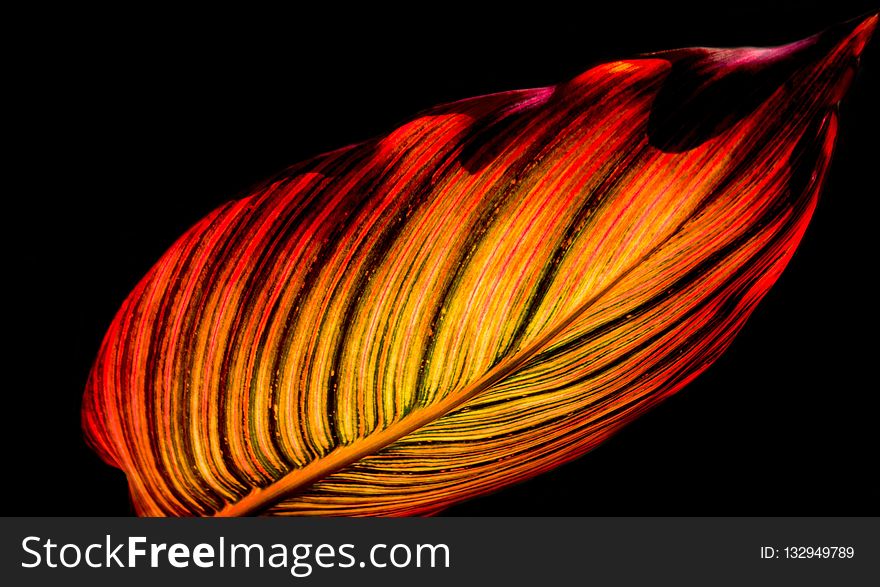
[{"xmin": 82, "ymin": 16, "xmax": 876, "ymax": 516}]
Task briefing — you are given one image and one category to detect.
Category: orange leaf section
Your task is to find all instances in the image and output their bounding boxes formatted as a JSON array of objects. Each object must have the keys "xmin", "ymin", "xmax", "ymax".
[{"xmin": 82, "ymin": 16, "xmax": 876, "ymax": 516}]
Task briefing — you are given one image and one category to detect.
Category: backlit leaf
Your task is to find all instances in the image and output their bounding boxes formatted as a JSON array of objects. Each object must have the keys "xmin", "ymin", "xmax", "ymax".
[{"xmin": 82, "ymin": 15, "xmax": 877, "ymax": 516}]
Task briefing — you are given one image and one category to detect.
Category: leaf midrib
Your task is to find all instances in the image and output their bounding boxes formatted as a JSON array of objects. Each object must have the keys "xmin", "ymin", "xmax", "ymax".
[{"xmin": 214, "ymin": 243, "xmax": 656, "ymax": 516}]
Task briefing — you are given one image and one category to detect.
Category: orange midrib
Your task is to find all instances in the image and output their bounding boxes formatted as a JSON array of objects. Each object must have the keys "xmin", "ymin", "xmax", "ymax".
[{"xmin": 214, "ymin": 242, "xmax": 656, "ymax": 517}]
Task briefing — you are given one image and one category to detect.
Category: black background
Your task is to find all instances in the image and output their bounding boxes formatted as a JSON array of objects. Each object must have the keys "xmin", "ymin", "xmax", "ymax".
[{"xmin": 10, "ymin": 1, "xmax": 878, "ymax": 515}]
